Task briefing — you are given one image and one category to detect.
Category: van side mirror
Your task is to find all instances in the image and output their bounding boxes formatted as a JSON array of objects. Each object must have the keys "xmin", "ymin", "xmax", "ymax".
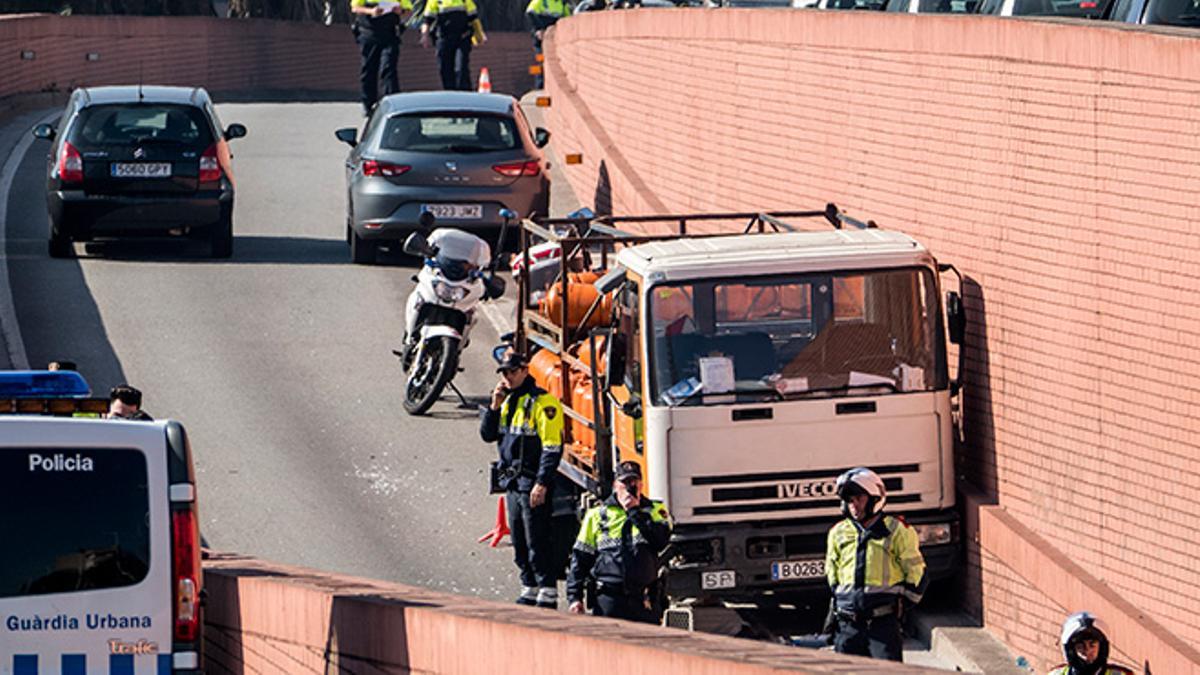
[
  {"xmin": 32, "ymin": 124, "xmax": 55, "ymax": 141},
  {"xmin": 334, "ymin": 127, "xmax": 358, "ymax": 147},
  {"xmin": 403, "ymin": 232, "xmax": 433, "ymax": 257},
  {"xmin": 224, "ymin": 123, "xmax": 247, "ymax": 141},
  {"xmin": 946, "ymin": 291, "xmax": 966, "ymax": 345}
]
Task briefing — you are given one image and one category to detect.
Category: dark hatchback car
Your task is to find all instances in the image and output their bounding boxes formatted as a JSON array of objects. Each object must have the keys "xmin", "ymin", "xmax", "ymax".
[
  {"xmin": 32, "ymin": 86, "xmax": 246, "ymax": 259},
  {"xmin": 335, "ymin": 91, "xmax": 551, "ymax": 265}
]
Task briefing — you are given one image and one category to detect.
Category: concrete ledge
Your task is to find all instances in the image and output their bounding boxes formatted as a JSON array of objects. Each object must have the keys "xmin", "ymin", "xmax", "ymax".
[
  {"xmin": 204, "ymin": 551, "xmax": 947, "ymax": 674},
  {"xmin": 911, "ymin": 612, "xmax": 1022, "ymax": 675}
]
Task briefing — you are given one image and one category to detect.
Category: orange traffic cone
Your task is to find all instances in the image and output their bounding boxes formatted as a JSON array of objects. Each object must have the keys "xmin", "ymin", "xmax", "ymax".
[
  {"xmin": 478, "ymin": 67, "xmax": 493, "ymax": 94},
  {"xmin": 477, "ymin": 494, "xmax": 510, "ymax": 547}
]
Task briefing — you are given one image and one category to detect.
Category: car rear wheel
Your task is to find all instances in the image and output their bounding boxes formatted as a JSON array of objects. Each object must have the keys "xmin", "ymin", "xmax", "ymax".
[
  {"xmin": 210, "ymin": 214, "xmax": 233, "ymax": 259},
  {"xmin": 350, "ymin": 229, "xmax": 378, "ymax": 265},
  {"xmin": 48, "ymin": 229, "xmax": 73, "ymax": 259}
]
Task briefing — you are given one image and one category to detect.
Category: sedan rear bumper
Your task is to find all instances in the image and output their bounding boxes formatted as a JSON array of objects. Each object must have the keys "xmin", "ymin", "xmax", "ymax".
[
  {"xmin": 350, "ymin": 180, "xmax": 549, "ymax": 241},
  {"xmin": 50, "ymin": 188, "xmax": 232, "ymax": 238}
]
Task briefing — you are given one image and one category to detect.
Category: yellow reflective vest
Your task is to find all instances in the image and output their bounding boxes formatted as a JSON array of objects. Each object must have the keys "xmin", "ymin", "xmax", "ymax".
[
  {"xmin": 479, "ymin": 382, "xmax": 563, "ymax": 492},
  {"xmin": 826, "ymin": 514, "xmax": 926, "ymax": 612},
  {"xmin": 526, "ymin": 0, "xmax": 572, "ymax": 17}
]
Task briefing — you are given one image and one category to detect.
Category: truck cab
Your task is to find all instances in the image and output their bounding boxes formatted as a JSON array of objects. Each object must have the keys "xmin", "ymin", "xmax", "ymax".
[{"xmin": 516, "ymin": 207, "xmax": 965, "ymax": 603}]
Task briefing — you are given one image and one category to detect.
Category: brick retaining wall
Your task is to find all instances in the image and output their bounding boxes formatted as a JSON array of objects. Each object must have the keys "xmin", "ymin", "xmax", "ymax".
[{"xmin": 544, "ymin": 11, "xmax": 1200, "ymax": 671}]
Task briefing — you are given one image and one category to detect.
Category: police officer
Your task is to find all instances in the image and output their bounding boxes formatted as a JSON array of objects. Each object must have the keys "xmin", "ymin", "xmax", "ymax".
[
  {"xmin": 419, "ymin": 0, "xmax": 484, "ymax": 91},
  {"xmin": 350, "ymin": 0, "xmax": 412, "ymax": 116},
  {"xmin": 825, "ymin": 467, "xmax": 926, "ymax": 661},
  {"xmin": 566, "ymin": 461, "xmax": 672, "ymax": 622},
  {"xmin": 525, "ymin": 0, "xmax": 571, "ymax": 89},
  {"xmin": 1048, "ymin": 612, "xmax": 1134, "ymax": 675},
  {"xmin": 480, "ymin": 352, "xmax": 564, "ymax": 608}
]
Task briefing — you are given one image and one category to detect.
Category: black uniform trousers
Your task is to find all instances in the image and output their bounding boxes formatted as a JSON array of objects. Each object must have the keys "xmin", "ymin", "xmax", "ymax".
[
  {"xmin": 506, "ymin": 489, "xmax": 554, "ymax": 588},
  {"xmin": 594, "ymin": 586, "xmax": 655, "ymax": 623},
  {"xmin": 834, "ymin": 613, "xmax": 903, "ymax": 661},
  {"xmin": 436, "ymin": 32, "xmax": 473, "ymax": 91},
  {"xmin": 358, "ymin": 35, "xmax": 400, "ymax": 113}
]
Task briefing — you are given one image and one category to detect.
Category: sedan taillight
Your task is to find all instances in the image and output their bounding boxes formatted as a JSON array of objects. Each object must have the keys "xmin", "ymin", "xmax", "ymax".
[
  {"xmin": 58, "ymin": 141, "xmax": 84, "ymax": 184},
  {"xmin": 362, "ymin": 160, "xmax": 411, "ymax": 177},
  {"xmin": 199, "ymin": 144, "xmax": 222, "ymax": 183},
  {"xmin": 492, "ymin": 160, "xmax": 540, "ymax": 178}
]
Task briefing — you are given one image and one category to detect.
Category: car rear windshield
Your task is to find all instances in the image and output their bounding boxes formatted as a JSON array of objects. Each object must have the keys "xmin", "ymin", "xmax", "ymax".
[
  {"xmin": 70, "ymin": 104, "xmax": 213, "ymax": 147},
  {"xmin": 1148, "ymin": 0, "xmax": 1200, "ymax": 23},
  {"xmin": 380, "ymin": 113, "xmax": 520, "ymax": 153},
  {"xmin": 0, "ymin": 447, "xmax": 151, "ymax": 598}
]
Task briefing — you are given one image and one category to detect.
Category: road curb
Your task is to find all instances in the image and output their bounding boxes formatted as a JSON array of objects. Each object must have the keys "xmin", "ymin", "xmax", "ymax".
[{"xmin": 911, "ymin": 611, "xmax": 1028, "ymax": 674}]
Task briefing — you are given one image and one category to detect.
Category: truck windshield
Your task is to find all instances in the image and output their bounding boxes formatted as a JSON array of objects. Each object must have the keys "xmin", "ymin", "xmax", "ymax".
[{"xmin": 648, "ymin": 267, "xmax": 947, "ymax": 406}]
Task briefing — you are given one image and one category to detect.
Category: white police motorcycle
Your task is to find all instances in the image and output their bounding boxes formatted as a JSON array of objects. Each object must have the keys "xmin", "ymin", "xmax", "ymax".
[{"xmin": 395, "ymin": 211, "xmax": 510, "ymax": 415}]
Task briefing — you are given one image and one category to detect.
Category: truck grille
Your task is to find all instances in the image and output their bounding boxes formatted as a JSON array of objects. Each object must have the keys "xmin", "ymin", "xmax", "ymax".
[{"xmin": 690, "ymin": 463, "xmax": 922, "ymax": 517}]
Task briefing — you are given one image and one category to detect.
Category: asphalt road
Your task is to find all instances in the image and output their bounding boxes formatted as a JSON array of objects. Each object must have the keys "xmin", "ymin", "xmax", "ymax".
[
  {"xmin": 3, "ymin": 102, "xmax": 523, "ymax": 600},
  {"xmin": 0, "ymin": 101, "xmax": 958, "ymax": 667}
]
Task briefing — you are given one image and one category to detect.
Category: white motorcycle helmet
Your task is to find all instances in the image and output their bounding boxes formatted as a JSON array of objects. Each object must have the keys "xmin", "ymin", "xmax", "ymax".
[
  {"xmin": 1060, "ymin": 612, "xmax": 1111, "ymax": 673},
  {"xmin": 835, "ymin": 467, "xmax": 887, "ymax": 520}
]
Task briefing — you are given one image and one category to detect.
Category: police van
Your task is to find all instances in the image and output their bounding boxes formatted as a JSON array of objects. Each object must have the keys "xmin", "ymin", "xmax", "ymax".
[{"xmin": 0, "ymin": 372, "xmax": 202, "ymax": 674}]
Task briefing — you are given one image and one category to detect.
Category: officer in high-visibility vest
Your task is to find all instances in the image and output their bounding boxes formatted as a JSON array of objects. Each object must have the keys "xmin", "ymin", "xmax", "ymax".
[
  {"xmin": 349, "ymin": 0, "xmax": 413, "ymax": 115},
  {"xmin": 1048, "ymin": 612, "xmax": 1134, "ymax": 675},
  {"xmin": 566, "ymin": 461, "xmax": 672, "ymax": 622},
  {"xmin": 525, "ymin": 0, "xmax": 571, "ymax": 88},
  {"xmin": 825, "ymin": 467, "xmax": 926, "ymax": 661},
  {"xmin": 480, "ymin": 352, "xmax": 565, "ymax": 608},
  {"xmin": 419, "ymin": 0, "xmax": 485, "ymax": 91}
]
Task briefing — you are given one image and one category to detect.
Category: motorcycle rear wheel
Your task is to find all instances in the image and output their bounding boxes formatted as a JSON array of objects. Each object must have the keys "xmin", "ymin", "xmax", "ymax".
[{"xmin": 403, "ymin": 335, "xmax": 459, "ymax": 415}]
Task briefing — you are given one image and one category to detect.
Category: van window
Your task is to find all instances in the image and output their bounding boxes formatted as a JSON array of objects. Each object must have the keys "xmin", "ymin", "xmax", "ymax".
[{"xmin": 0, "ymin": 447, "xmax": 151, "ymax": 598}]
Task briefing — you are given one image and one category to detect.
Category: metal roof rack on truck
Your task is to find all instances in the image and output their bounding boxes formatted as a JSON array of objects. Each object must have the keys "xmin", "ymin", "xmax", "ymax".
[{"xmin": 513, "ymin": 204, "xmax": 878, "ymax": 491}]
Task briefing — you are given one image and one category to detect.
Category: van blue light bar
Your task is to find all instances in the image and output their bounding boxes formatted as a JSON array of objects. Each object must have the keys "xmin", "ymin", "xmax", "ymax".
[{"xmin": 0, "ymin": 370, "xmax": 91, "ymax": 398}]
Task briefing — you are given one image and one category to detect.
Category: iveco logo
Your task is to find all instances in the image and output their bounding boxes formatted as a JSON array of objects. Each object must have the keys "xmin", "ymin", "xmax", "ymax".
[
  {"xmin": 133, "ymin": 147, "xmax": 146, "ymax": 159},
  {"xmin": 776, "ymin": 479, "xmax": 838, "ymax": 500},
  {"xmin": 445, "ymin": 161, "xmax": 458, "ymax": 173}
]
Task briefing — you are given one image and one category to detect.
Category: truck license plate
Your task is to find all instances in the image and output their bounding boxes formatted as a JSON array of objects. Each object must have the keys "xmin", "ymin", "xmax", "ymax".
[
  {"xmin": 770, "ymin": 558, "xmax": 825, "ymax": 581},
  {"xmin": 423, "ymin": 204, "xmax": 482, "ymax": 219},
  {"xmin": 700, "ymin": 570, "xmax": 736, "ymax": 590}
]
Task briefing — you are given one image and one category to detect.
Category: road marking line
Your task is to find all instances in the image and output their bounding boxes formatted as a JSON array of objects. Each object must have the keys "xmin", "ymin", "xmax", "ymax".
[
  {"xmin": 479, "ymin": 297, "xmax": 514, "ymax": 337},
  {"xmin": 0, "ymin": 111, "xmax": 56, "ymax": 369}
]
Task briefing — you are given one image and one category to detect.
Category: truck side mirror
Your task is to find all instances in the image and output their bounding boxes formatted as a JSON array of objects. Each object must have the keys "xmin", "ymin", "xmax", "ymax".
[
  {"xmin": 605, "ymin": 332, "xmax": 627, "ymax": 391},
  {"xmin": 946, "ymin": 291, "xmax": 966, "ymax": 345}
]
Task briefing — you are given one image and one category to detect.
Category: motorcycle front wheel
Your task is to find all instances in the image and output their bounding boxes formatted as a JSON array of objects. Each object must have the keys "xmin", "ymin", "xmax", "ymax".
[{"xmin": 403, "ymin": 335, "xmax": 460, "ymax": 415}]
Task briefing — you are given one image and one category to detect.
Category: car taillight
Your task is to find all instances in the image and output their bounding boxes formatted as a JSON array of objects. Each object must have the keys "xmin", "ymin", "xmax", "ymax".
[
  {"xmin": 199, "ymin": 144, "xmax": 222, "ymax": 183},
  {"xmin": 57, "ymin": 141, "xmax": 84, "ymax": 184},
  {"xmin": 492, "ymin": 161, "xmax": 540, "ymax": 178},
  {"xmin": 172, "ymin": 508, "xmax": 201, "ymax": 642},
  {"xmin": 362, "ymin": 160, "xmax": 411, "ymax": 177}
]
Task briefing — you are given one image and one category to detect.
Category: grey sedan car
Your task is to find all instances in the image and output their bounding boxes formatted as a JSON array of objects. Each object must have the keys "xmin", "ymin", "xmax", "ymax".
[{"xmin": 335, "ymin": 91, "xmax": 552, "ymax": 265}]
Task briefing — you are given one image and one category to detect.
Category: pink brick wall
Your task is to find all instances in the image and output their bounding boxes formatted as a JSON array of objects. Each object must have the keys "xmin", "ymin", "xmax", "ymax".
[
  {"xmin": 545, "ymin": 10, "xmax": 1200, "ymax": 670},
  {"xmin": 202, "ymin": 551, "xmax": 944, "ymax": 674},
  {"xmin": 0, "ymin": 14, "xmax": 535, "ymax": 100}
]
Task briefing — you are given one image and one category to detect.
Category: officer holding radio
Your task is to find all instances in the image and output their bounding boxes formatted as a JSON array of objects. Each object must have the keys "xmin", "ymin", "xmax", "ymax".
[{"xmin": 480, "ymin": 352, "xmax": 565, "ymax": 609}]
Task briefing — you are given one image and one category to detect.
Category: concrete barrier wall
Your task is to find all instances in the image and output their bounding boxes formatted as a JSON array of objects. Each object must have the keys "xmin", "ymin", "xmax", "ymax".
[
  {"xmin": 0, "ymin": 14, "xmax": 535, "ymax": 100},
  {"xmin": 202, "ymin": 551, "xmax": 943, "ymax": 674},
  {"xmin": 544, "ymin": 11, "xmax": 1200, "ymax": 672}
]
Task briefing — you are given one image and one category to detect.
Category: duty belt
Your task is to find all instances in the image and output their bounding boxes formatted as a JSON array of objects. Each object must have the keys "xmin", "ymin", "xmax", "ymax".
[{"xmin": 835, "ymin": 603, "xmax": 896, "ymax": 623}]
